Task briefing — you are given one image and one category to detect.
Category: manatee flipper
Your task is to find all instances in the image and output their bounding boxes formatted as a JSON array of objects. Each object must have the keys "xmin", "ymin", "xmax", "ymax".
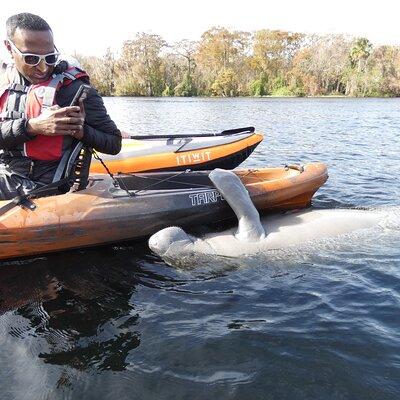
[{"xmin": 209, "ymin": 169, "xmax": 265, "ymax": 242}]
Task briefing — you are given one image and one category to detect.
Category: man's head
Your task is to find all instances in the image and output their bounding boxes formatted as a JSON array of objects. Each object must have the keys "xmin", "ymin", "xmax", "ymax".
[{"xmin": 5, "ymin": 13, "xmax": 58, "ymax": 84}]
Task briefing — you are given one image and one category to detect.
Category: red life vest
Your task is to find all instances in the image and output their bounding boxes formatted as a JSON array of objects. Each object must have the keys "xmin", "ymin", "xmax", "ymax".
[{"xmin": 0, "ymin": 65, "xmax": 88, "ymax": 161}]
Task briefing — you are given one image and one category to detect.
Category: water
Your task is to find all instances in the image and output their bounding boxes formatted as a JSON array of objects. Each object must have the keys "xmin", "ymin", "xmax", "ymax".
[{"xmin": 0, "ymin": 98, "xmax": 399, "ymax": 399}]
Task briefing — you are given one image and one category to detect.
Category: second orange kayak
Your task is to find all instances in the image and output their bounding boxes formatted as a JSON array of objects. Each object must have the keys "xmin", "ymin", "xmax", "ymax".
[{"xmin": 90, "ymin": 127, "xmax": 263, "ymax": 174}]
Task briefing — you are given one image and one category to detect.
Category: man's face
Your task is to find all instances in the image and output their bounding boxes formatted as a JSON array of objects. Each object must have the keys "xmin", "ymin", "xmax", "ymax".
[{"xmin": 5, "ymin": 28, "xmax": 55, "ymax": 84}]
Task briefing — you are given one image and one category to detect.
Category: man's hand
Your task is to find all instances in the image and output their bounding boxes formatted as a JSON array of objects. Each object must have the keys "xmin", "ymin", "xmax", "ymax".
[
  {"xmin": 69, "ymin": 98, "xmax": 86, "ymax": 140},
  {"xmin": 26, "ymin": 105, "xmax": 85, "ymax": 138}
]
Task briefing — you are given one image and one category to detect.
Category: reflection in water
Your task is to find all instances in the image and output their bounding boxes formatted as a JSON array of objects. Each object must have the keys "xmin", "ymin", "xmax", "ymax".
[
  {"xmin": 0, "ymin": 238, "xmax": 239, "ymax": 397},
  {"xmin": 0, "ymin": 244, "xmax": 176, "ymax": 376}
]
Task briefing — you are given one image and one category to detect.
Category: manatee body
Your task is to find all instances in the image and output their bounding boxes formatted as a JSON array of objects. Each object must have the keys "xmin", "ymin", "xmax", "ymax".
[{"xmin": 148, "ymin": 169, "xmax": 383, "ymax": 262}]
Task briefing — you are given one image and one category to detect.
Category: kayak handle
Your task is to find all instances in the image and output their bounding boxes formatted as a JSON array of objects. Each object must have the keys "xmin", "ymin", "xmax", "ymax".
[
  {"xmin": 121, "ymin": 126, "xmax": 255, "ymax": 140},
  {"xmin": 284, "ymin": 164, "xmax": 305, "ymax": 173}
]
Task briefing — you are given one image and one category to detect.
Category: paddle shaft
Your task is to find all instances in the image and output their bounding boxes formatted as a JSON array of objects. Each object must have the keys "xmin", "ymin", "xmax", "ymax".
[{"xmin": 121, "ymin": 126, "xmax": 255, "ymax": 140}]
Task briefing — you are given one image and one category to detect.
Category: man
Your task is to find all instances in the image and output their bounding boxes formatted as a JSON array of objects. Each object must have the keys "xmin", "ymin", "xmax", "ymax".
[{"xmin": 0, "ymin": 13, "xmax": 121, "ymax": 200}]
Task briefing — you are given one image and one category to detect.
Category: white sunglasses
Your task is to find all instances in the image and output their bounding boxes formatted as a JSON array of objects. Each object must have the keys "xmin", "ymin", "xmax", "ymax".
[{"xmin": 8, "ymin": 39, "xmax": 60, "ymax": 66}]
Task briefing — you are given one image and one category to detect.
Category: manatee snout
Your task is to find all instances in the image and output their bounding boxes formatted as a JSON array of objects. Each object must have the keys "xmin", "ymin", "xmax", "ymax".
[{"xmin": 149, "ymin": 226, "xmax": 193, "ymax": 256}]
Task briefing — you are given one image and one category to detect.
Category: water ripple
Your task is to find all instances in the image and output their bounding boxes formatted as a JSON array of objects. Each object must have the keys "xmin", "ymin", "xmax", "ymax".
[{"xmin": 0, "ymin": 98, "xmax": 399, "ymax": 399}]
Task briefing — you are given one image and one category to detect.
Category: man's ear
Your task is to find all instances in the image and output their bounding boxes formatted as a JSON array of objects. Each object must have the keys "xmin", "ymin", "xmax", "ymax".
[{"xmin": 4, "ymin": 40, "xmax": 12, "ymax": 57}]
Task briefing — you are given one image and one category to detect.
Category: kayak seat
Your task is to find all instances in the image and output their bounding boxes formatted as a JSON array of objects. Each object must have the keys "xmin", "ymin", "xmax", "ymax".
[
  {"xmin": 51, "ymin": 142, "xmax": 92, "ymax": 194},
  {"xmin": 0, "ymin": 143, "xmax": 93, "ymax": 215},
  {"xmin": 24, "ymin": 142, "xmax": 92, "ymax": 199}
]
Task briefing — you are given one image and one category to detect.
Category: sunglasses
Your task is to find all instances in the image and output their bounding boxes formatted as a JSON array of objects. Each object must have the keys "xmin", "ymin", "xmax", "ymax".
[{"xmin": 8, "ymin": 39, "xmax": 60, "ymax": 66}]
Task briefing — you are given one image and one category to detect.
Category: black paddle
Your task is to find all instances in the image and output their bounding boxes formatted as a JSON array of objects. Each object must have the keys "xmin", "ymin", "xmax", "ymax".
[{"xmin": 121, "ymin": 126, "xmax": 255, "ymax": 140}]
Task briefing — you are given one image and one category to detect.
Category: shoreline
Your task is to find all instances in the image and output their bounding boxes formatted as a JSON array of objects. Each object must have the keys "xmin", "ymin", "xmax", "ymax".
[{"xmin": 103, "ymin": 95, "xmax": 399, "ymax": 99}]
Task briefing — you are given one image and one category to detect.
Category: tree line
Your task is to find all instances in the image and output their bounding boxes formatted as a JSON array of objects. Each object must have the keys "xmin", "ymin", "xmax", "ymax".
[{"xmin": 76, "ymin": 27, "xmax": 400, "ymax": 97}]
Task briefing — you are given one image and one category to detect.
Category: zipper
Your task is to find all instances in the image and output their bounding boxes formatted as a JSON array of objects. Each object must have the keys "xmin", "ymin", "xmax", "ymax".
[{"xmin": 28, "ymin": 160, "xmax": 34, "ymax": 178}]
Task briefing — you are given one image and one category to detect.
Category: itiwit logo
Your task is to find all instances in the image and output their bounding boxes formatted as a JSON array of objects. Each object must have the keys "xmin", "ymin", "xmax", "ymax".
[{"xmin": 176, "ymin": 151, "xmax": 212, "ymax": 166}]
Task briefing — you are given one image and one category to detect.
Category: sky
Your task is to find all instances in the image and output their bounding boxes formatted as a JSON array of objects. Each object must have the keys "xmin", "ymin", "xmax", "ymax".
[{"xmin": 0, "ymin": 0, "xmax": 399, "ymax": 60}]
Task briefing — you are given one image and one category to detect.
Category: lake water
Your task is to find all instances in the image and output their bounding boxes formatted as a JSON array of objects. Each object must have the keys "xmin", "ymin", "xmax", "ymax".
[{"xmin": 0, "ymin": 98, "xmax": 399, "ymax": 399}]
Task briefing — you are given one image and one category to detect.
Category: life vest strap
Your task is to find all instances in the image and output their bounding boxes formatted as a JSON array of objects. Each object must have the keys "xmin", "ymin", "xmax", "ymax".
[
  {"xmin": 42, "ymin": 75, "xmax": 65, "ymax": 109},
  {"xmin": 41, "ymin": 68, "xmax": 83, "ymax": 108},
  {"xmin": 0, "ymin": 110, "xmax": 25, "ymax": 119},
  {"xmin": 52, "ymin": 143, "xmax": 77, "ymax": 182},
  {"xmin": 0, "ymin": 149, "xmax": 24, "ymax": 157},
  {"xmin": 1, "ymin": 83, "xmax": 30, "ymax": 120},
  {"xmin": 63, "ymin": 71, "xmax": 77, "ymax": 81},
  {"xmin": 8, "ymin": 83, "xmax": 30, "ymax": 93}
]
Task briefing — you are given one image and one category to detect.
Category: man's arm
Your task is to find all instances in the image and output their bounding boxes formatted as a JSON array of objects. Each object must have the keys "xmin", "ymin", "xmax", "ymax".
[
  {"xmin": 0, "ymin": 118, "xmax": 34, "ymax": 149},
  {"xmin": 0, "ymin": 64, "xmax": 33, "ymax": 149},
  {"xmin": 81, "ymin": 88, "xmax": 122, "ymax": 155}
]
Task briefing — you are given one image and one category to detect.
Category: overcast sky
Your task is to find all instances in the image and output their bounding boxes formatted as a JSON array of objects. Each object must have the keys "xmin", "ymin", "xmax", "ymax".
[{"xmin": 1, "ymin": 0, "xmax": 399, "ymax": 60}]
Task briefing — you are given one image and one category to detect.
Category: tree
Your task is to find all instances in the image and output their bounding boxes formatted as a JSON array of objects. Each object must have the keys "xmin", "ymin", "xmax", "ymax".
[
  {"xmin": 210, "ymin": 68, "xmax": 239, "ymax": 96},
  {"xmin": 251, "ymin": 29, "xmax": 304, "ymax": 89},
  {"xmin": 368, "ymin": 45, "xmax": 400, "ymax": 96},
  {"xmin": 290, "ymin": 34, "xmax": 352, "ymax": 95},
  {"xmin": 350, "ymin": 37, "xmax": 372, "ymax": 72},
  {"xmin": 172, "ymin": 39, "xmax": 198, "ymax": 96},
  {"xmin": 196, "ymin": 27, "xmax": 250, "ymax": 94},
  {"xmin": 345, "ymin": 38, "xmax": 373, "ymax": 96},
  {"xmin": 174, "ymin": 39, "xmax": 198, "ymax": 76},
  {"xmin": 97, "ymin": 48, "xmax": 115, "ymax": 96},
  {"xmin": 75, "ymin": 49, "xmax": 115, "ymax": 96},
  {"xmin": 249, "ymin": 72, "xmax": 269, "ymax": 96},
  {"xmin": 115, "ymin": 33, "xmax": 167, "ymax": 96}
]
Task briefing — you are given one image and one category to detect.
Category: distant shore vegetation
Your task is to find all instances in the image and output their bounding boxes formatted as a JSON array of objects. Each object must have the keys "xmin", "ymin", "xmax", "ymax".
[{"xmin": 76, "ymin": 27, "xmax": 400, "ymax": 98}]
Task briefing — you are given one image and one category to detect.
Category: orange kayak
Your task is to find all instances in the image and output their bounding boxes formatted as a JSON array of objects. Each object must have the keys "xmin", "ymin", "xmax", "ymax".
[
  {"xmin": 0, "ymin": 163, "xmax": 328, "ymax": 260},
  {"xmin": 90, "ymin": 128, "xmax": 263, "ymax": 174}
]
